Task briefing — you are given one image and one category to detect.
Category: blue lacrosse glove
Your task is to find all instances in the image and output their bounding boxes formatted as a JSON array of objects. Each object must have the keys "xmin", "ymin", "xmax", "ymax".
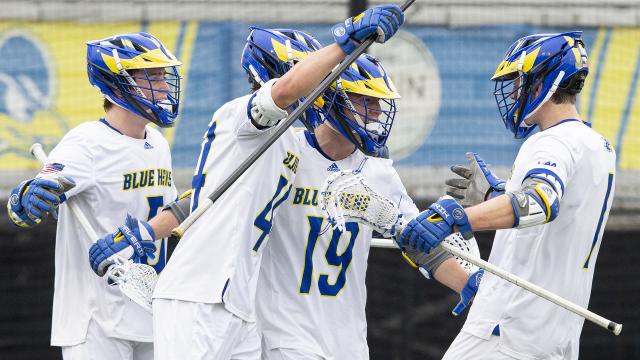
[
  {"xmin": 446, "ymin": 152, "xmax": 506, "ymax": 207},
  {"xmin": 332, "ymin": 4, "xmax": 404, "ymax": 54},
  {"xmin": 89, "ymin": 214, "xmax": 156, "ymax": 276},
  {"xmin": 397, "ymin": 196, "xmax": 473, "ymax": 254},
  {"xmin": 452, "ymin": 270, "xmax": 484, "ymax": 316},
  {"xmin": 7, "ymin": 175, "xmax": 76, "ymax": 228}
]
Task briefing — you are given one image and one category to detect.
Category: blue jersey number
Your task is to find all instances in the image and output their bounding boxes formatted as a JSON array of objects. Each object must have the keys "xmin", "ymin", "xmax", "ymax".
[
  {"xmin": 299, "ymin": 216, "xmax": 359, "ymax": 296},
  {"xmin": 145, "ymin": 195, "xmax": 166, "ymax": 272},
  {"xmin": 253, "ymin": 175, "xmax": 292, "ymax": 252},
  {"xmin": 582, "ymin": 173, "xmax": 614, "ymax": 269}
]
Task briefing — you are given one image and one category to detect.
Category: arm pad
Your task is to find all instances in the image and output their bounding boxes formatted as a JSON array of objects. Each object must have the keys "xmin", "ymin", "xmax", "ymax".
[
  {"xmin": 163, "ymin": 189, "xmax": 192, "ymax": 224},
  {"xmin": 401, "ymin": 246, "xmax": 452, "ymax": 279},
  {"xmin": 507, "ymin": 176, "xmax": 560, "ymax": 229},
  {"xmin": 248, "ymin": 78, "xmax": 288, "ymax": 129}
]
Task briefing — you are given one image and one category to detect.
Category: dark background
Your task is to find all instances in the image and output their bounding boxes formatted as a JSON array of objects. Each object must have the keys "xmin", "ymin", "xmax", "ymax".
[{"xmin": 1, "ymin": 214, "xmax": 638, "ymax": 360}]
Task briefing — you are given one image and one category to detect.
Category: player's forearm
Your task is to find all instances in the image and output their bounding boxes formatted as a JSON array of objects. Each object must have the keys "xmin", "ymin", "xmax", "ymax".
[
  {"xmin": 465, "ymin": 194, "xmax": 515, "ymax": 231},
  {"xmin": 271, "ymin": 44, "xmax": 346, "ymax": 108},
  {"xmin": 433, "ymin": 258, "xmax": 469, "ymax": 294},
  {"xmin": 148, "ymin": 210, "xmax": 180, "ymax": 239}
]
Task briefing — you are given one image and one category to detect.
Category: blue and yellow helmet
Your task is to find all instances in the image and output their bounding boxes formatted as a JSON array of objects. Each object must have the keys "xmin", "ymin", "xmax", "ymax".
[
  {"xmin": 317, "ymin": 54, "xmax": 400, "ymax": 157},
  {"xmin": 492, "ymin": 31, "xmax": 588, "ymax": 138},
  {"xmin": 86, "ymin": 32, "xmax": 182, "ymax": 127},
  {"xmin": 241, "ymin": 27, "xmax": 322, "ymax": 86},
  {"xmin": 241, "ymin": 27, "xmax": 324, "ymax": 130}
]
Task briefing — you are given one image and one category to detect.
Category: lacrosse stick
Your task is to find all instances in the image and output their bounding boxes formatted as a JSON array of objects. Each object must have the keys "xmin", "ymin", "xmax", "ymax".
[
  {"xmin": 171, "ymin": 0, "xmax": 416, "ymax": 239},
  {"xmin": 320, "ymin": 169, "xmax": 623, "ymax": 336},
  {"xmin": 30, "ymin": 143, "xmax": 156, "ymax": 314}
]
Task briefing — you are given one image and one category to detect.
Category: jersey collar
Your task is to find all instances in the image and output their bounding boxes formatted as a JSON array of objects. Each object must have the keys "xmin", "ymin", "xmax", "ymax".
[
  {"xmin": 546, "ymin": 118, "xmax": 591, "ymax": 130},
  {"xmin": 99, "ymin": 118, "xmax": 148, "ymax": 138}
]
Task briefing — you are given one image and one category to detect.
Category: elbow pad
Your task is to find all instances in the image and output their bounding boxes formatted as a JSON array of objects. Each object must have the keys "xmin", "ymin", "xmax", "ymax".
[
  {"xmin": 163, "ymin": 189, "xmax": 192, "ymax": 223},
  {"xmin": 247, "ymin": 78, "xmax": 288, "ymax": 129},
  {"xmin": 507, "ymin": 177, "xmax": 560, "ymax": 229}
]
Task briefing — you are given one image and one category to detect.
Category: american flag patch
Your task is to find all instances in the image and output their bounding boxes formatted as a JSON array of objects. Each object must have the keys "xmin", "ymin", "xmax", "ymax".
[{"xmin": 41, "ymin": 162, "xmax": 65, "ymax": 174}]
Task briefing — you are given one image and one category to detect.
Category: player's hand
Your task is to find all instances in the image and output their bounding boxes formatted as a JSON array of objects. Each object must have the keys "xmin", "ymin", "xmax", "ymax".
[
  {"xmin": 332, "ymin": 4, "xmax": 404, "ymax": 54},
  {"xmin": 445, "ymin": 152, "xmax": 505, "ymax": 207},
  {"xmin": 396, "ymin": 196, "xmax": 472, "ymax": 253},
  {"xmin": 89, "ymin": 214, "xmax": 156, "ymax": 276},
  {"xmin": 7, "ymin": 174, "xmax": 76, "ymax": 228},
  {"xmin": 452, "ymin": 270, "xmax": 484, "ymax": 316}
]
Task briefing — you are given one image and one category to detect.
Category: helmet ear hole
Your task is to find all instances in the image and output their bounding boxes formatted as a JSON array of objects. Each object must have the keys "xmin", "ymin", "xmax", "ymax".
[{"xmin": 563, "ymin": 71, "xmax": 587, "ymax": 95}]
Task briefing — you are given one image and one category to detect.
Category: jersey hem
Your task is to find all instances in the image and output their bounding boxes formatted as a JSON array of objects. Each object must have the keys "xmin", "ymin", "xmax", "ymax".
[
  {"xmin": 152, "ymin": 292, "xmax": 222, "ymax": 304},
  {"xmin": 223, "ymin": 302, "xmax": 255, "ymax": 323}
]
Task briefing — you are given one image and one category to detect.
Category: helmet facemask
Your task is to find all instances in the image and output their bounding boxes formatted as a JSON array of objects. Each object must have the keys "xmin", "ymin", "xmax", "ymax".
[
  {"xmin": 322, "ymin": 80, "xmax": 397, "ymax": 157},
  {"xmin": 110, "ymin": 67, "xmax": 181, "ymax": 128},
  {"xmin": 493, "ymin": 48, "xmax": 565, "ymax": 139}
]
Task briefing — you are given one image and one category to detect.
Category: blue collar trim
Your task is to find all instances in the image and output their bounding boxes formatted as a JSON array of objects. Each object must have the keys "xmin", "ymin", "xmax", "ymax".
[
  {"xmin": 547, "ymin": 118, "xmax": 590, "ymax": 130},
  {"xmin": 99, "ymin": 118, "xmax": 147, "ymax": 138},
  {"xmin": 100, "ymin": 118, "xmax": 123, "ymax": 135}
]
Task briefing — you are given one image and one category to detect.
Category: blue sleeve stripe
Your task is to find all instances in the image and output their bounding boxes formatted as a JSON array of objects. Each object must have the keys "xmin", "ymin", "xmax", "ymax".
[
  {"xmin": 523, "ymin": 168, "xmax": 565, "ymax": 194},
  {"xmin": 191, "ymin": 122, "xmax": 217, "ymax": 211},
  {"xmin": 508, "ymin": 194, "xmax": 520, "ymax": 228},
  {"xmin": 583, "ymin": 172, "xmax": 615, "ymax": 269}
]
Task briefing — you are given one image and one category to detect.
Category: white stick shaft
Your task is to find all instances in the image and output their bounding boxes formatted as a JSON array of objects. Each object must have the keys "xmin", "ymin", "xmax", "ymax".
[
  {"xmin": 439, "ymin": 241, "xmax": 622, "ymax": 336},
  {"xmin": 30, "ymin": 143, "xmax": 98, "ymax": 240},
  {"xmin": 372, "ymin": 235, "xmax": 622, "ymax": 335},
  {"xmin": 371, "ymin": 238, "xmax": 397, "ymax": 248},
  {"xmin": 171, "ymin": 198, "xmax": 211, "ymax": 239}
]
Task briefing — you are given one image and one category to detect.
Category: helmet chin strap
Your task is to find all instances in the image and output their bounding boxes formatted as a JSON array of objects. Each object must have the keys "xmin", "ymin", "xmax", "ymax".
[{"xmin": 523, "ymin": 71, "xmax": 565, "ymax": 123}]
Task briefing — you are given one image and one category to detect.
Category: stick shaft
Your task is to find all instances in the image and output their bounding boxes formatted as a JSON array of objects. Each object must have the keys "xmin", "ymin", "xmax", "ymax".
[
  {"xmin": 30, "ymin": 143, "xmax": 98, "ymax": 240},
  {"xmin": 372, "ymin": 236, "xmax": 621, "ymax": 335},
  {"xmin": 171, "ymin": 0, "xmax": 416, "ymax": 238},
  {"xmin": 439, "ymin": 241, "xmax": 622, "ymax": 335}
]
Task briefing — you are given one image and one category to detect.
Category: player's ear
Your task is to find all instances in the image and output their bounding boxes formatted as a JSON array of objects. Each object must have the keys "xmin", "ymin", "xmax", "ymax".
[{"xmin": 533, "ymin": 83, "xmax": 543, "ymax": 99}]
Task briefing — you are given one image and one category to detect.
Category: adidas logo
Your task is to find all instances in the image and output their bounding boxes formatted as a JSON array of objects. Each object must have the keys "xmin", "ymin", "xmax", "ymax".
[
  {"xmin": 327, "ymin": 163, "xmax": 339, "ymax": 172},
  {"xmin": 144, "ymin": 142, "xmax": 154, "ymax": 149}
]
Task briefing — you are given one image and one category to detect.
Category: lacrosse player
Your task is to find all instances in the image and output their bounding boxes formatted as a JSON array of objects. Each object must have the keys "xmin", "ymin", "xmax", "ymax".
[
  {"xmin": 257, "ymin": 49, "xmax": 483, "ymax": 359},
  {"xmin": 397, "ymin": 32, "xmax": 616, "ymax": 360},
  {"xmin": 95, "ymin": 7, "xmax": 401, "ymax": 359},
  {"xmin": 7, "ymin": 32, "xmax": 181, "ymax": 359}
]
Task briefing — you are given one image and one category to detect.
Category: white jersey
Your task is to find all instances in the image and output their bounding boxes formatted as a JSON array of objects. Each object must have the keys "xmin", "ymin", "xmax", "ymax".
[
  {"xmin": 258, "ymin": 131, "xmax": 418, "ymax": 360},
  {"xmin": 462, "ymin": 120, "xmax": 616, "ymax": 359},
  {"xmin": 46, "ymin": 120, "xmax": 177, "ymax": 346},
  {"xmin": 153, "ymin": 94, "xmax": 301, "ymax": 322}
]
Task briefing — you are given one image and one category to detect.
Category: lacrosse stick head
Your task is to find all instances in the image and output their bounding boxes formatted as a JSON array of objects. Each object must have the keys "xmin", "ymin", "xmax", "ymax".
[
  {"xmin": 106, "ymin": 257, "xmax": 157, "ymax": 314},
  {"xmin": 442, "ymin": 232, "xmax": 480, "ymax": 274},
  {"xmin": 320, "ymin": 169, "xmax": 403, "ymax": 236}
]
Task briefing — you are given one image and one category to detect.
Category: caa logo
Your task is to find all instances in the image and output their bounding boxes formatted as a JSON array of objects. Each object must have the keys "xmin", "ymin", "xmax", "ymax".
[{"xmin": 0, "ymin": 30, "xmax": 54, "ymax": 123}]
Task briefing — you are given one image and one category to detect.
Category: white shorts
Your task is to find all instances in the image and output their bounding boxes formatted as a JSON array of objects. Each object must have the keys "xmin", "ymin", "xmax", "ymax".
[
  {"xmin": 153, "ymin": 299, "xmax": 260, "ymax": 360},
  {"xmin": 442, "ymin": 331, "xmax": 517, "ymax": 360},
  {"xmin": 61, "ymin": 320, "xmax": 152, "ymax": 360}
]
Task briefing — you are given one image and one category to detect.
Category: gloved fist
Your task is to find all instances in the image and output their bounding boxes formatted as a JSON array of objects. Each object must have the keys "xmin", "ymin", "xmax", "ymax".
[
  {"xmin": 332, "ymin": 4, "xmax": 404, "ymax": 54},
  {"xmin": 445, "ymin": 152, "xmax": 506, "ymax": 207},
  {"xmin": 396, "ymin": 196, "xmax": 472, "ymax": 254},
  {"xmin": 7, "ymin": 174, "xmax": 76, "ymax": 227},
  {"xmin": 89, "ymin": 214, "xmax": 156, "ymax": 276},
  {"xmin": 452, "ymin": 269, "xmax": 484, "ymax": 316}
]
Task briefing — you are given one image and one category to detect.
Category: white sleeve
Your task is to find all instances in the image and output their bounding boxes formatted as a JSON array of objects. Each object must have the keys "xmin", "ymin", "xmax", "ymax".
[
  {"xmin": 517, "ymin": 135, "xmax": 574, "ymax": 197},
  {"xmin": 43, "ymin": 129, "xmax": 95, "ymax": 199}
]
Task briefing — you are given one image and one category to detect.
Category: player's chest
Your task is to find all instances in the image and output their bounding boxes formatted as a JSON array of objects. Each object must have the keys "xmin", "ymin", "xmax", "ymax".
[{"xmin": 92, "ymin": 147, "xmax": 173, "ymax": 195}]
